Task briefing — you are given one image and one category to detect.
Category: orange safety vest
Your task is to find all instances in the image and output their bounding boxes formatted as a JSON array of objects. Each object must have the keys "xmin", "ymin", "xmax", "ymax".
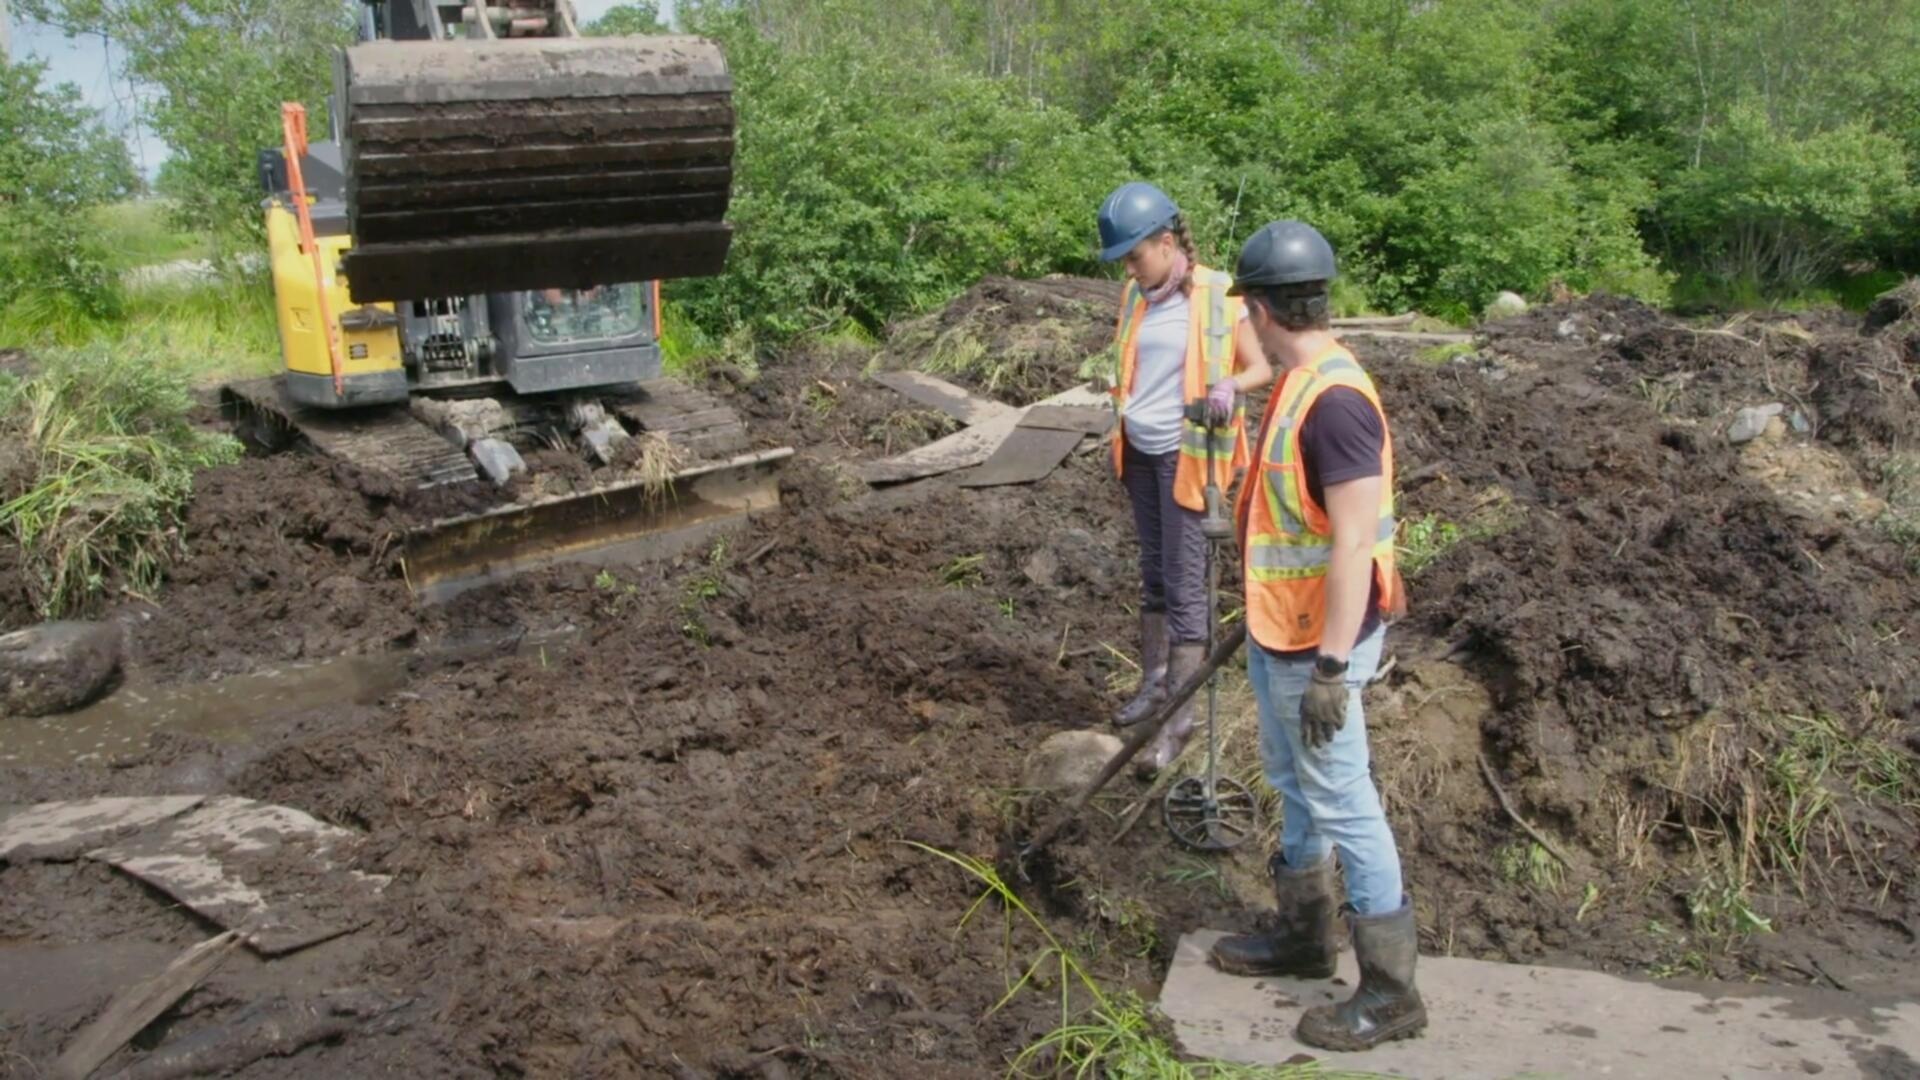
[
  {"xmin": 1109, "ymin": 265, "xmax": 1249, "ymax": 512},
  {"xmin": 1236, "ymin": 342, "xmax": 1398, "ymax": 653}
]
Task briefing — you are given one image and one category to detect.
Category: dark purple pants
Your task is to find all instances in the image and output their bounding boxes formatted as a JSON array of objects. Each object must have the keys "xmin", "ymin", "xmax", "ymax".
[{"xmin": 1122, "ymin": 441, "xmax": 1210, "ymax": 645}]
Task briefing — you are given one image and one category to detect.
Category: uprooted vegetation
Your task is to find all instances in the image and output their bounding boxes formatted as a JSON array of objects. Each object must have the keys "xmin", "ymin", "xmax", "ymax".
[
  {"xmin": 2, "ymin": 280, "xmax": 1918, "ymax": 1073},
  {"xmin": 0, "ymin": 344, "xmax": 241, "ymax": 625}
]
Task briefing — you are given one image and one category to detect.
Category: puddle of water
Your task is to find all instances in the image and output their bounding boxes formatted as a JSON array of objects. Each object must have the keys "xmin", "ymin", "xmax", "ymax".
[
  {"xmin": 0, "ymin": 628, "xmax": 578, "ymax": 769},
  {"xmin": 0, "ymin": 653, "xmax": 410, "ymax": 768}
]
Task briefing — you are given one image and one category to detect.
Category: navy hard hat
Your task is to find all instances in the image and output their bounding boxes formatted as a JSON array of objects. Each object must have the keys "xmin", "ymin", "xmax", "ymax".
[
  {"xmin": 1096, "ymin": 182, "xmax": 1180, "ymax": 262},
  {"xmin": 1229, "ymin": 220, "xmax": 1338, "ymax": 295}
]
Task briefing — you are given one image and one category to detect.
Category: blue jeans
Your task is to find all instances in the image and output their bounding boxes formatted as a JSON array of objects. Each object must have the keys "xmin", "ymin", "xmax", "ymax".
[{"xmin": 1247, "ymin": 626, "xmax": 1404, "ymax": 916}]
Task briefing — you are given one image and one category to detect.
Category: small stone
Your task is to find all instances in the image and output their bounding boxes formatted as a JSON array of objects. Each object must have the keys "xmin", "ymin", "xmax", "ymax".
[
  {"xmin": 0, "ymin": 621, "xmax": 122, "ymax": 717},
  {"xmin": 1023, "ymin": 730, "xmax": 1125, "ymax": 796},
  {"xmin": 1728, "ymin": 403, "xmax": 1786, "ymax": 445},
  {"xmin": 470, "ymin": 437, "xmax": 527, "ymax": 487},
  {"xmin": 1483, "ymin": 291, "xmax": 1529, "ymax": 320},
  {"xmin": 1788, "ymin": 410, "xmax": 1811, "ymax": 434},
  {"xmin": 1555, "ymin": 317, "xmax": 1581, "ymax": 341}
]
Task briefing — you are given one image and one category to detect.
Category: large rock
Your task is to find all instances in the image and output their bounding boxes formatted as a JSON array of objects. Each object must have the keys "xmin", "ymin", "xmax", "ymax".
[
  {"xmin": 1727, "ymin": 402, "xmax": 1786, "ymax": 445},
  {"xmin": 1483, "ymin": 291, "xmax": 1529, "ymax": 320},
  {"xmin": 0, "ymin": 620, "xmax": 122, "ymax": 717},
  {"xmin": 1023, "ymin": 730, "xmax": 1125, "ymax": 796}
]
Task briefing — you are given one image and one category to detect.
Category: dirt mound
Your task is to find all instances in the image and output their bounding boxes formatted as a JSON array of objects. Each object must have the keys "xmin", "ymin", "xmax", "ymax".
[
  {"xmin": 1377, "ymin": 302, "xmax": 1920, "ymax": 977},
  {"xmin": 6, "ymin": 287, "xmax": 1920, "ymax": 1074},
  {"xmin": 1863, "ymin": 277, "xmax": 1920, "ymax": 336},
  {"xmin": 130, "ymin": 456, "xmax": 427, "ymax": 680},
  {"xmin": 883, "ymin": 276, "xmax": 1120, "ymax": 404}
]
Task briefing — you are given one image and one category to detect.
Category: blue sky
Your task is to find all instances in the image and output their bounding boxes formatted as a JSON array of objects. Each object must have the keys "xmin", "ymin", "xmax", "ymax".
[{"xmin": 9, "ymin": 1, "xmax": 668, "ymax": 179}]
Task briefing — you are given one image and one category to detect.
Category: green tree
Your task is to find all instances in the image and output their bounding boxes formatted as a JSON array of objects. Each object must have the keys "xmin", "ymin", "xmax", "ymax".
[
  {"xmin": 587, "ymin": 1, "xmax": 667, "ymax": 34},
  {"xmin": 0, "ymin": 58, "xmax": 138, "ymax": 316},
  {"xmin": 22, "ymin": 0, "xmax": 354, "ymax": 245}
]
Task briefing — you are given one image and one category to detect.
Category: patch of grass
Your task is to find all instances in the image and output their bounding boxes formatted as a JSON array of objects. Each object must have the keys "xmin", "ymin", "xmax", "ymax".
[
  {"xmin": 0, "ymin": 273, "xmax": 280, "ymax": 384},
  {"xmin": 909, "ymin": 844, "xmax": 1375, "ymax": 1080},
  {"xmin": 1397, "ymin": 514, "xmax": 1466, "ymax": 576},
  {"xmin": 1414, "ymin": 341, "xmax": 1476, "ymax": 365},
  {"xmin": 939, "ymin": 552, "xmax": 987, "ymax": 589},
  {"xmin": 1686, "ymin": 869, "xmax": 1773, "ymax": 942},
  {"xmin": 1162, "ymin": 858, "xmax": 1234, "ymax": 900},
  {"xmin": 677, "ymin": 538, "xmax": 732, "ymax": 646},
  {"xmin": 803, "ymin": 379, "xmax": 839, "ymax": 416},
  {"xmin": 1876, "ymin": 454, "xmax": 1920, "ymax": 571},
  {"xmin": 1575, "ymin": 881, "xmax": 1602, "ymax": 922},
  {"xmin": 1632, "ymin": 375, "xmax": 1685, "ymax": 415},
  {"xmin": 0, "ymin": 343, "xmax": 243, "ymax": 618},
  {"xmin": 88, "ymin": 199, "xmax": 205, "ymax": 271},
  {"xmin": 1395, "ymin": 491, "xmax": 1521, "ymax": 577},
  {"xmin": 1497, "ymin": 840, "xmax": 1564, "ymax": 892},
  {"xmin": 1752, "ymin": 709, "xmax": 1917, "ymax": 884}
]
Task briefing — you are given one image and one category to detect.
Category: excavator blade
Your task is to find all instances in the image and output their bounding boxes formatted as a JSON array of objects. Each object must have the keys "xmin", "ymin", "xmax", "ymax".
[
  {"xmin": 400, "ymin": 448, "xmax": 791, "ymax": 603},
  {"xmin": 336, "ymin": 36, "xmax": 735, "ymax": 301}
]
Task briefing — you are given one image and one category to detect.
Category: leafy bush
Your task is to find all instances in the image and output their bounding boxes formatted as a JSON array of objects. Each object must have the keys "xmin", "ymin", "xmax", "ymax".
[
  {"xmin": 24, "ymin": 0, "xmax": 352, "ymax": 245},
  {"xmin": 0, "ymin": 344, "xmax": 242, "ymax": 618},
  {"xmin": 1655, "ymin": 104, "xmax": 1916, "ymax": 295},
  {"xmin": 0, "ymin": 58, "xmax": 137, "ymax": 319},
  {"xmin": 674, "ymin": 5, "xmax": 1126, "ymax": 336}
]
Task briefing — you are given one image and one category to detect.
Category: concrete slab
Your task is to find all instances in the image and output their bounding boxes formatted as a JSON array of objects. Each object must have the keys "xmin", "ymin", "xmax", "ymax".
[
  {"xmin": 87, "ymin": 796, "xmax": 389, "ymax": 956},
  {"xmin": 1163, "ymin": 930, "xmax": 1920, "ymax": 1079},
  {"xmin": 0, "ymin": 796, "xmax": 207, "ymax": 860}
]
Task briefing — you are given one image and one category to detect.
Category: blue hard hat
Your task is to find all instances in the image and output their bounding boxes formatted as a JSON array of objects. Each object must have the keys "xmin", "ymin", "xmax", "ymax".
[{"xmin": 1097, "ymin": 182, "xmax": 1180, "ymax": 262}]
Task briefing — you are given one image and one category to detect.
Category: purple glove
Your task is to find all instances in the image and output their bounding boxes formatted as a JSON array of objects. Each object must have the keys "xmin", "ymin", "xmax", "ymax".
[{"xmin": 1206, "ymin": 378, "xmax": 1237, "ymax": 424}]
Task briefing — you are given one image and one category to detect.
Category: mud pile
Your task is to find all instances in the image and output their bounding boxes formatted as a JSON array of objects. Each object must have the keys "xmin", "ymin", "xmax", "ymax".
[
  {"xmin": 131, "ymin": 456, "xmax": 440, "ymax": 680},
  {"xmin": 882, "ymin": 276, "xmax": 1120, "ymax": 404},
  {"xmin": 4, "ymin": 283, "xmax": 1918, "ymax": 1074}
]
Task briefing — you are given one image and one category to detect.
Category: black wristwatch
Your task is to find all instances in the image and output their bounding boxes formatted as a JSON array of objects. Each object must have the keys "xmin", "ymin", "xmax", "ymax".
[{"xmin": 1314, "ymin": 654, "xmax": 1349, "ymax": 678}]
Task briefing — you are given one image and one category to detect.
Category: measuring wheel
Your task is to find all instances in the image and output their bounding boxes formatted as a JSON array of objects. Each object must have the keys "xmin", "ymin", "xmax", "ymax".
[{"xmin": 1162, "ymin": 775, "xmax": 1259, "ymax": 851}]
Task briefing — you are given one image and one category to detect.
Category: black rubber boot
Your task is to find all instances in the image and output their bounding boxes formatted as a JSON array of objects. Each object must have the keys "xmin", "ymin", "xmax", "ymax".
[
  {"xmin": 1295, "ymin": 898, "xmax": 1428, "ymax": 1051},
  {"xmin": 1207, "ymin": 852, "xmax": 1339, "ymax": 978},
  {"xmin": 1136, "ymin": 642, "xmax": 1203, "ymax": 777},
  {"xmin": 1113, "ymin": 611, "xmax": 1169, "ymax": 727}
]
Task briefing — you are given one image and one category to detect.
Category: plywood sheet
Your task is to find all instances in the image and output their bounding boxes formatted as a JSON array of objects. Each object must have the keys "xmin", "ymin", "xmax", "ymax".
[{"xmin": 88, "ymin": 796, "xmax": 389, "ymax": 955}]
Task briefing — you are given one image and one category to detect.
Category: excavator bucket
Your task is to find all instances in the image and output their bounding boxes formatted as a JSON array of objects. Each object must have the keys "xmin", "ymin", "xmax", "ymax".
[{"xmin": 336, "ymin": 36, "xmax": 735, "ymax": 302}]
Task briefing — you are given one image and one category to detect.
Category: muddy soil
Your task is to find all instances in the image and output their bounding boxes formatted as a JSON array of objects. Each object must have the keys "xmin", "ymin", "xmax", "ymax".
[{"xmin": 4, "ymin": 285, "xmax": 1919, "ymax": 1076}]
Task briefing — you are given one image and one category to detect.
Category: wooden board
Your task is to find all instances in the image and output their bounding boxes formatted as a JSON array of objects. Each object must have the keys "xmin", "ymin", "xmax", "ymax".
[
  {"xmin": 49, "ymin": 930, "xmax": 242, "ymax": 1080},
  {"xmin": 87, "ymin": 796, "xmax": 390, "ymax": 956},
  {"xmin": 853, "ymin": 384, "xmax": 1108, "ymax": 486},
  {"xmin": 1162, "ymin": 930, "xmax": 1920, "ymax": 1077},
  {"xmin": 0, "ymin": 796, "xmax": 206, "ymax": 861},
  {"xmin": 871, "ymin": 370, "xmax": 1017, "ymax": 427},
  {"xmin": 1019, "ymin": 404, "xmax": 1114, "ymax": 435},
  {"xmin": 958, "ymin": 426, "xmax": 1085, "ymax": 488}
]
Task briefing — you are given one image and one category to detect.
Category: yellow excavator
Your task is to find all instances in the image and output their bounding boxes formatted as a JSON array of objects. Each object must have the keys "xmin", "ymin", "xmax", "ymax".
[{"xmin": 224, "ymin": 0, "xmax": 789, "ymax": 600}]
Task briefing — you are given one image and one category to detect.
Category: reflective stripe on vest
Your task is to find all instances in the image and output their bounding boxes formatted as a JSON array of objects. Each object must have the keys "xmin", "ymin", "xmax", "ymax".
[
  {"xmin": 1110, "ymin": 265, "xmax": 1248, "ymax": 512},
  {"xmin": 1237, "ymin": 344, "xmax": 1398, "ymax": 653}
]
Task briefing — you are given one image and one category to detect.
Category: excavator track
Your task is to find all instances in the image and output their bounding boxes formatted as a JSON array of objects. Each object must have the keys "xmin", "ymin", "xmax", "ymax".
[
  {"xmin": 222, "ymin": 377, "xmax": 478, "ymax": 488},
  {"xmin": 221, "ymin": 377, "xmax": 788, "ymax": 601}
]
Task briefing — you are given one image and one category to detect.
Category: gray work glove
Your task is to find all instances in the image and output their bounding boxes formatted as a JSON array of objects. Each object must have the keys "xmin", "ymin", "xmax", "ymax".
[{"xmin": 1300, "ymin": 667, "xmax": 1349, "ymax": 749}]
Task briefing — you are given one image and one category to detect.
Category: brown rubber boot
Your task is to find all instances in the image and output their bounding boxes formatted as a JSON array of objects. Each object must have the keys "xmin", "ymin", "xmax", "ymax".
[
  {"xmin": 1295, "ymin": 898, "xmax": 1428, "ymax": 1051},
  {"xmin": 1207, "ymin": 852, "xmax": 1340, "ymax": 978},
  {"xmin": 1113, "ymin": 611, "xmax": 1169, "ymax": 727},
  {"xmin": 1136, "ymin": 642, "xmax": 1203, "ymax": 777}
]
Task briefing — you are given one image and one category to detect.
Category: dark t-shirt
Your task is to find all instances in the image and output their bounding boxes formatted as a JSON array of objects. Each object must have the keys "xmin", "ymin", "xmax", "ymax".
[{"xmin": 1279, "ymin": 386, "xmax": 1385, "ymax": 655}]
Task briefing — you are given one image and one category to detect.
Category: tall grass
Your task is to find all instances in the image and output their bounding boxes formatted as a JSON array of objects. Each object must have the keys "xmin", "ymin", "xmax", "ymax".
[
  {"xmin": 0, "ymin": 274, "xmax": 281, "ymax": 385},
  {"xmin": 87, "ymin": 199, "xmax": 208, "ymax": 271},
  {"xmin": 0, "ymin": 344, "xmax": 242, "ymax": 619},
  {"xmin": 910, "ymin": 844, "xmax": 1379, "ymax": 1079}
]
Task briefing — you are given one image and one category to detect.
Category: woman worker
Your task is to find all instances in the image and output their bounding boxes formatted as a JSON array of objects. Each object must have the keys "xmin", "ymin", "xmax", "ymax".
[{"xmin": 1097, "ymin": 182, "xmax": 1272, "ymax": 773}]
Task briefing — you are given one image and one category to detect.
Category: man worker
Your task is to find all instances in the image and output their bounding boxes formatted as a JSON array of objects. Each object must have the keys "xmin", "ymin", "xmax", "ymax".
[{"xmin": 1207, "ymin": 221, "xmax": 1426, "ymax": 1051}]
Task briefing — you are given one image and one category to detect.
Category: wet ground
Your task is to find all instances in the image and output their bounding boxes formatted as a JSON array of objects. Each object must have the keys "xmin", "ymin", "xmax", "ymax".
[{"xmin": 2, "ymin": 283, "xmax": 1918, "ymax": 1076}]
